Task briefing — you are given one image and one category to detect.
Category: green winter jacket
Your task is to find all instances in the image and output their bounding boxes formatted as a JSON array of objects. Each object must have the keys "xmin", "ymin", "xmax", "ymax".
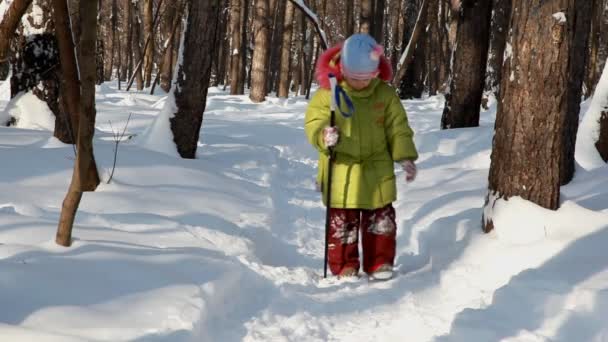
[{"xmin": 305, "ymin": 78, "xmax": 418, "ymax": 209}]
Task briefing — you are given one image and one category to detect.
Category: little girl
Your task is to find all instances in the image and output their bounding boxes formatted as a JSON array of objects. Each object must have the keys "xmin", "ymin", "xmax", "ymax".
[{"xmin": 305, "ymin": 34, "xmax": 418, "ymax": 280}]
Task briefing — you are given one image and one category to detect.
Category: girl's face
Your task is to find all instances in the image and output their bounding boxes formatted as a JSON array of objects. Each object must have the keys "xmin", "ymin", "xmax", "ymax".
[{"xmin": 344, "ymin": 76, "xmax": 373, "ymax": 90}]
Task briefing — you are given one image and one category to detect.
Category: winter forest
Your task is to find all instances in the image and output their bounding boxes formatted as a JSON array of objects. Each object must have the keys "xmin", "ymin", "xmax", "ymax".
[{"xmin": 1, "ymin": 0, "xmax": 608, "ymax": 341}]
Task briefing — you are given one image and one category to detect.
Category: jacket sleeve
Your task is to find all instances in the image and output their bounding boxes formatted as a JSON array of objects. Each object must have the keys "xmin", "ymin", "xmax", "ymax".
[
  {"xmin": 385, "ymin": 91, "xmax": 418, "ymax": 162},
  {"xmin": 305, "ymin": 89, "xmax": 331, "ymax": 154},
  {"xmin": 304, "ymin": 89, "xmax": 359, "ymax": 157}
]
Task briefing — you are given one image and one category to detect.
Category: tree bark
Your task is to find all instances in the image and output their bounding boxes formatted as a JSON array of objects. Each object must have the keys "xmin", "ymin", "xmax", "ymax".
[
  {"xmin": 237, "ymin": 0, "xmax": 249, "ymax": 94},
  {"xmin": 278, "ymin": 0, "xmax": 295, "ymax": 98},
  {"xmin": 55, "ymin": 0, "xmax": 100, "ymax": 246},
  {"xmin": 121, "ymin": 0, "xmax": 132, "ymax": 82},
  {"xmin": 160, "ymin": 2, "xmax": 182, "ymax": 93},
  {"xmin": 152, "ymin": 2, "xmax": 183, "ymax": 94},
  {"xmin": 132, "ymin": 0, "xmax": 144, "ymax": 90},
  {"xmin": 345, "ymin": 0, "xmax": 354, "ymax": 37},
  {"xmin": 170, "ymin": 0, "xmax": 220, "ymax": 158},
  {"xmin": 584, "ymin": 0, "xmax": 606, "ymax": 97},
  {"xmin": 249, "ymin": 0, "xmax": 270, "ymax": 102},
  {"xmin": 142, "ymin": 0, "xmax": 154, "ymax": 87},
  {"xmin": 485, "ymin": 0, "xmax": 511, "ymax": 96},
  {"xmin": 562, "ymin": 0, "xmax": 593, "ymax": 185},
  {"xmin": 0, "ymin": 0, "xmax": 33, "ymax": 73},
  {"xmin": 441, "ymin": 0, "xmax": 493, "ymax": 129},
  {"xmin": 229, "ymin": 0, "xmax": 243, "ymax": 94},
  {"xmin": 371, "ymin": 0, "xmax": 385, "ymax": 42},
  {"xmin": 483, "ymin": 0, "xmax": 593, "ymax": 232},
  {"xmin": 597, "ymin": 110, "xmax": 608, "ymax": 162},
  {"xmin": 360, "ymin": 0, "xmax": 372, "ymax": 34},
  {"xmin": 394, "ymin": 0, "xmax": 430, "ymax": 90}
]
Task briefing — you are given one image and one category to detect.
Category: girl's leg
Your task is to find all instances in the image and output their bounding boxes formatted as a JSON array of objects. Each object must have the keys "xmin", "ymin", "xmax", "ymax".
[
  {"xmin": 327, "ymin": 208, "xmax": 361, "ymax": 275},
  {"xmin": 361, "ymin": 204, "xmax": 397, "ymax": 274}
]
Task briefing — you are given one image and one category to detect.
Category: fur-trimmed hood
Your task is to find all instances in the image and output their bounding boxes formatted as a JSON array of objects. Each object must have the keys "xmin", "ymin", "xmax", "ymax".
[{"xmin": 314, "ymin": 43, "xmax": 393, "ymax": 89}]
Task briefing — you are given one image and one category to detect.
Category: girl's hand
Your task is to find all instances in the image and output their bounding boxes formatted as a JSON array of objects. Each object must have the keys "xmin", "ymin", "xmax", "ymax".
[
  {"xmin": 400, "ymin": 160, "xmax": 417, "ymax": 183},
  {"xmin": 322, "ymin": 126, "xmax": 339, "ymax": 148}
]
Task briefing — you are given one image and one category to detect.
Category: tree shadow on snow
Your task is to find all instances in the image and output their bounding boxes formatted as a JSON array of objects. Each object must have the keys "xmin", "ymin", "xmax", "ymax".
[{"xmin": 435, "ymin": 225, "xmax": 608, "ymax": 342}]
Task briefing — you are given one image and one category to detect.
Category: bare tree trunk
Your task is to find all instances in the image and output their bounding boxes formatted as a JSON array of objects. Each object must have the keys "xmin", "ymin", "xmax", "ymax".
[
  {"xmin": 483, "ymin": 0, "xmax": 593, "ymax": 232},
  {"xmin": 278, "ymin": 0, "xmax": 295, "ymax": 98},
  {"xmin": 249, "ymin": 0, "xmax": 270, "ymax": 102},
  {"xmin": 360, "ymin": 0, "xmax": 372, "ymax": 34},
  {"xmin": 267, "ymin": 0, "xmax": 285, "ymax": 94},
  {"xmin": 485, "ymin": 0, "xmax": 511, "ymax": 96},
  {"xmin": 585, "ymin": 0, "xmax": 604, "ymax": 97},
  {"xmin": 170, "ymin": 0, "xmax": 220, "ymax": 158},
  {"xmin": 0, "ymin": 0, "xmax": 33, "ymax": 71},
  {"xmin": 562, "ymin": 0, "xmax": 594, "ymax": 185},
  {"xmin": 229, "ymin": 0, "xmax": 243, "ymax": 94},
  {"xmin": 237, "ymin": 0, "xmax": 249, "ymax": 94},
  {"xmin": 132, "ymin": 0, "xmax": 144, "ymax": 90},
  {"xmin": 54, "ymin": 0, "xmax": 100, "ymax": 246},
  {"xmin": 598, "ymin": 110, "xmax": 608, "ymax": 162},
  {"xmin": 143, "ymin": 0, "xmax": 154, "ymax": 87},
  {"xmin": 371, "ymin": 0, "xmax": 385, "ymax": 42},
  {"xmin": 108, "ymin": 0, "xmax": 118, "ymax": 81},
  {"xmin": 291, "ymin": 8, "xmax": 303, "ymax": 94},
  {"xmin": 212, "ymin": 0, "xmax": 229, "ymax": 87},
  {"xmin": 152, "ymin": 2, "xmax": 183, "ymax": 94},
  {"xmin": 441, "ymin": 0, "xmax": 493, "ymax": 129},
  {"xmin": 160, "ymin": 2, "xmax": 181, "ymax": 93},
  {"xmin": 392, "ymin": 0, "xmax": 430, "ymax": 88},
  {"xmin": 345, "ymin": 0, "xmax": 354, "ymax": 37},
  {"xmin": 121, "ymin": 0, "xmax": 132, "ymax": 82}
]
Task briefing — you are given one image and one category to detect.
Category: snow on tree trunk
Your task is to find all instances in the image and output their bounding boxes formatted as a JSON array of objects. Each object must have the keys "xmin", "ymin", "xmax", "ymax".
[
  {"xmin": 441, "ymin": 0, "xmax": 492, "ymax": 129},
  {"xmin": 483, "ymin": 2, "xmax": 593, "ymax": 233},
  {"xmin": 577, "ymin": 61, "xmax": 608, "ymax": 167},
  {"xmin": 168, "ymin": 0, "xmax": 220, "ymax": 158},
  {"xmin": 485, "ymin": 0, "xmax": 511, "ymax": 96}
]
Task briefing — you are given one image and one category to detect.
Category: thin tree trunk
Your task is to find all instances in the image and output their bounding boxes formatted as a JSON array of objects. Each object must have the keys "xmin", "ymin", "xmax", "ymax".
[
  {"xmin": 132, "ymin": 0, "xmax": 144, "ymax": 90},
  {"xmin": 121, "ymin": 0, "xmax": 132, "ymax": 82},
  {"xmin": 237, "ymin": 0, "xmax": 249, "ymax": 94},
  {"xmin": 441, "ymin": 0, "xmax": 493, "ymax": 129},
  {"xmin": 278, "ymin": 0, "xmax": 295, "ymax": 98},
  {"xmin": 249, "ymin": 0, "xmax": 270, "ymax": 102},
  {"xmin": 108, "ymin": 0, "xmax": 118, "ymax": 81},
  {"xmin": 170, "ymin": 0, "xmax": 220, "ymax": 158},
  {"xmin": 127, "ymin": 0, "xmax": 164, "ymax": 91},
  {"xmin": 54, "ymin": 0, "xmax": 100, "ymax": 246},
  {"xmin": 0, "ymin": 0, "xmax": 33, "ymax": 66},
  {"xmin": 267, "ymin": 0, "xmax": 285, "ymax": 94},
  {"xmin": 585, "ymin": 0, "xmax": 603, "ymax": 97},
  {"xmin": 229, "ymin": 0, "xmax": 243, "ymax": 94},
  {"xmin": 371, "ymin": 0, "xmax": 385, "ymax": 42},
  {"xmin": 485, "ymin": 0, "xmax": 512, "ymax": 96},
  {"xmin": 143, "ymin": 0, "xmax": 154, "ymax": 87},
  {"xmin": 360, "ymin": 0, "xmax": 372, "ymax": 34},
  {"xmin": 483, "ymin": 0, "xmax": 593, "ymax": 232},
  {"xmin": 152, "ymin": 2, "xmax": 184, "ymax": 94},
  {"xmin": 291, "ymin": 8, "xmax": 303, "ymax": 94},
  {"xmin": 392, "ymin": 0, "xmax": 430, "ymax": 87},
  {"xmin": 345, "ymin": 0, "xmax": 354, "ymax": 37},
  {"xmin": 562, "ymin": 0, "xmax": 594, "ymax": 185},
  {"xmin": 160, "ymin": 2, "xmax": 181, "ymax": 93}
]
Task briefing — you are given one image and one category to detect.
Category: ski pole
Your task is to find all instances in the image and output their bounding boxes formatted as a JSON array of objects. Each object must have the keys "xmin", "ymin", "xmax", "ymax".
[{"xmin": 324, "ymin": 74, "xmax": 338, "ymax": 278}]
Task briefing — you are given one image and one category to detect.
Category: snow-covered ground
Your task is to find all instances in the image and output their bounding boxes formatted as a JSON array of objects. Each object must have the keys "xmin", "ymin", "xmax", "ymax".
[{"xmin": 1, "ymin": 82, "xmax": 607, "ymax": 341}]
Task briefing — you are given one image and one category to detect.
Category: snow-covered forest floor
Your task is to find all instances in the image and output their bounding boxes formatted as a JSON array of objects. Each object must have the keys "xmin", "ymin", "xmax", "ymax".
[{"xmin": 1, "ymin": 82, "xmax": 607, "ymax": 341}]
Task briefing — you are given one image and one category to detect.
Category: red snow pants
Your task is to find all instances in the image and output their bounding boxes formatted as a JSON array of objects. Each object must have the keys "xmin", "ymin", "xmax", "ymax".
[{"xmin": 327, "ymin": 204, "xmax": 397, "ymax": 275}]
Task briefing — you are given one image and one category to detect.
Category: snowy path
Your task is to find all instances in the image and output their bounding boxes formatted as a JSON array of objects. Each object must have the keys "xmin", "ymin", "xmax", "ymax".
[{"xmin": 1, "ymin": 84, "xmax": 607, "ymax": 341}]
